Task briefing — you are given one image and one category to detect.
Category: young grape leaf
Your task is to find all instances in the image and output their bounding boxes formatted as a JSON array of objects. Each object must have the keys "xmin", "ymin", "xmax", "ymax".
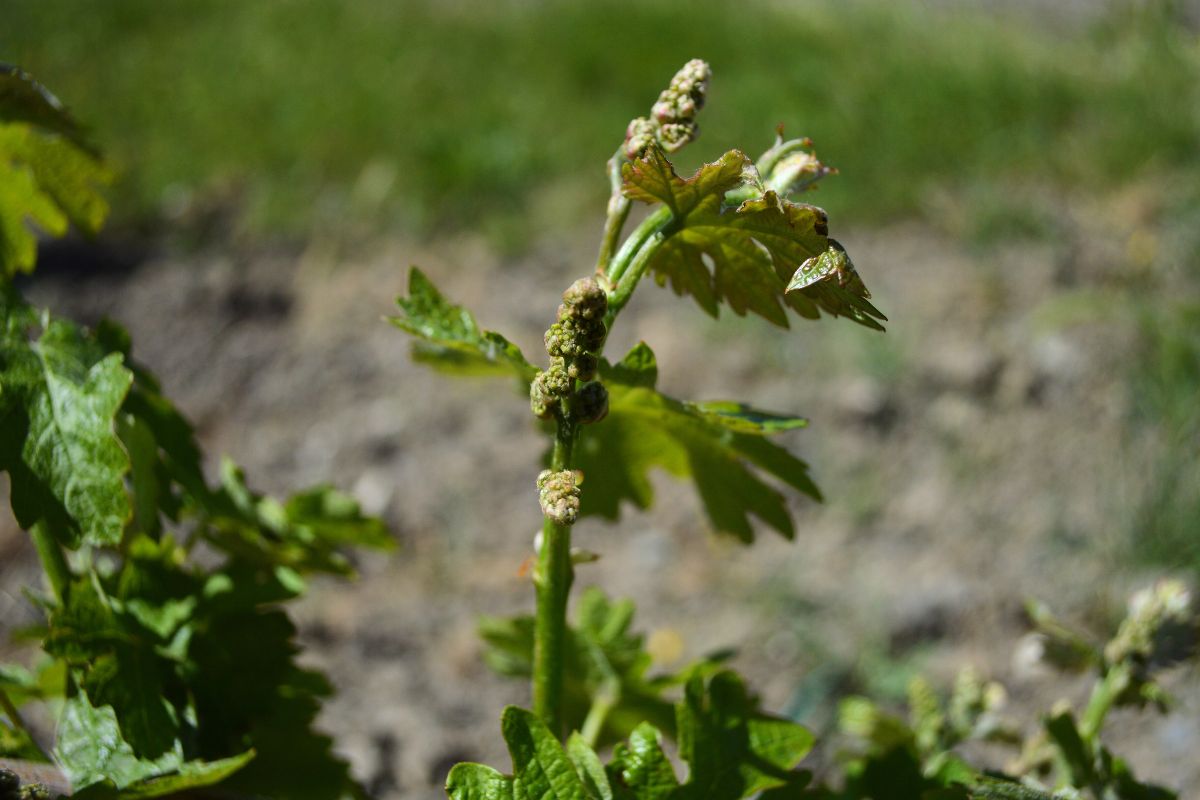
[
  {"xmin": 0, "ymin": 120, "xmax": 110, "ymax": 278},
  {"xmin": 673, "ymin": 671, "xmax": 814, "ymax": 800},
  {"xmin": 43, "ymin": 577, "xmax": 180, "ymax": 760},
  {"xmin": 621, "ymin": 147, "xmax": 883, "ymax": 330},
  {"xmin": 783, "ymin": 240, "xmax": 886, "ymax": 332},
  {"xmin": 69, "ymin": 751, "xmax": 255, "ymax": 800},
  {"xmin": 575, "ymin": 343, "xmax": 820, "ymax": 542},
  {"xmin": 446, "ymin": 763, "xmax": 514, "ymax": 800},
  {"xmin": 447, "ymin": 709, "xmax": 596, "ymax": 800},
  {"xmin": 184, "ymin": 576, "xmax": 366, "ymax": 800},
  {"xmin": 480, "ymin": 588, "xmax": 727, "ymax": 746},
  {"xmin": 390, "ymin": 267, "xmax": 536, "ymax": 381},
  {"xmin": 606, "ymin": 723, "xmax": 679, "ymax": 800},
  {"xmin": 56, "ymin": 689, "xmax": 186, "ymax": 791},
  {"xmin": 198, "ymin": 458, "xmax": 392, "ymax": 576},
  {"xmin": 504, "ymin": 706, "xmax": 589, "ymax": 800},
  {"xmin": 0, "ymin": 291, "xmax": 132, "ymax": 548}
]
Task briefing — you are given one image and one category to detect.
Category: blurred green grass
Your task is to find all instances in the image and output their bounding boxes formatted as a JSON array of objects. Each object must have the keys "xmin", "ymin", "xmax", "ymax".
[{"xmin": 6, "ymin": 0, "xmax": 1198, "ymax": 242}]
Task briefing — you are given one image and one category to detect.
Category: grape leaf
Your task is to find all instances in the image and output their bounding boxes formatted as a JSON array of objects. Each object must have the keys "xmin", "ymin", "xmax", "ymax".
[
  {"xmin": 70, "ymin": 751, "xmax": 256, "ymax": 800},
  {"xmin": 673, "ymin": 671, "xmax": 814, "ymax": 800},
  {"xmin": 0, "ymin": 291, "xmax": 133, "ymax": 548},
  {"xmin": 606, "ymin": 724, "xmax": 679, "ymax": 800},
  {"xmin": 390, "ymin": 267, "xmax": 536, "ymax": 381},
  {"xmin": 505, "ymin": 707, "xmax": 589, "ymax": 800},
  {"xmin": 783, "ymin": 240, "xmax": 885, "ymax": 331},
  {"xmin": 621, "ymin": 147, "xmax": 884, "ymax": 330},
  {"xmin": 43, "ymin": 577, "xmax": 180, "ymax": 760},
  {"xmin": 447, "ymin": 709, "xmax": 589, "ymax": 800},
  {"xmin": 575, "ymin": 343, "xmax": 820, "ymax": 542},
  {"xmin": 480, "ymin": 588, "xmax": 728, "ymax": 746},
  {"xmin": 447, "ymin": 763, "xmax": 514, "ymax": 800},
  {"xmin": 0, "ymin": 121, "xmax": 110, "ymax": 278},
  {"xmin": 56, "ymin": 689, "xmax": 186, "ymax": 791},
  {"xmin": 198, "ymin": 458, "xmax": 393, "ymax": 576}
]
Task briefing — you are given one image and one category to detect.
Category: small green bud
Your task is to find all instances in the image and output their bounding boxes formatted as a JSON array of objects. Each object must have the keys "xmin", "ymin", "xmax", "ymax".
[
  {"xmin": 575, "ymin": 381, "xmax": 609, "ymax": 424},
  {"xmin": 545, "ymin": 317, "xmax": 605, "ymax": 358},
  {"xmin": 530, "ymin": 376, "xmax": 558, "ymax": 419},
  {"xmin": 568, "ymin": 353, "xmax": 598, "ymax": 382},
  {"xmin": 623, "ymin": 60, "xmax": 711, "ymax": 159},
  {"xmin": 756, "ymin": 132, "xmax": 834, "ymax": 197},
  {"xmin": 624, "ymin": 116, "xmax": 658, "ymax": 160},
  {"xmin": 562, "ymin": 278, "xmax": 608, "ymax": 320},
  {"xmin": 537, "ymin": 469, "xmax": 580, "ymax": 525}
]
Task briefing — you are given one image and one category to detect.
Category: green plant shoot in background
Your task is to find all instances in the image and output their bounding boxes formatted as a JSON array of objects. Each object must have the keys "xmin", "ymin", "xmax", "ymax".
[{"xmin": 0, "ymin": 66, "xmax": 392, "ymax": 799}]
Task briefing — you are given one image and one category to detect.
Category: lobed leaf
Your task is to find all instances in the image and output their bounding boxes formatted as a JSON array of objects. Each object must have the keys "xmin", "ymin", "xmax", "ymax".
[
  {"xmin": 674, "ymin": 671, "xmax": 814, "ymax": 800},
  {"xmin": 621, "ymin": 147, "xmax": 883, "ymax": 330},
  {"xmin": 199, "ymin": 458, "xmax": 393, "ymax": 576},
  {"xmin": 503, "ymin": 707, "xmax": 588, "ymax": 800},
  {"xmin": 0, "ymin": 122, "xmax": 110, "ymax": 278},
  {"xmin": 0, "ymin": 291, "xmax": 133, "ymax": 548},
  {"xmin": 447, "ymin": 763, "xmax": 515, "ymax": 800},
  {"xmin": 575, "ymin": 343, "xmax": 820, "ymax": 542},
  {"xmin": 390, "ymin": 267, "xmax": 536, "ymax": 381},
  {"xmin": 480, "ymin": 588, "xmax": 727, "ymax": 746},
  {"xmin": 606, "ymin": 724, "xmax": 678, "ymax": 800}
]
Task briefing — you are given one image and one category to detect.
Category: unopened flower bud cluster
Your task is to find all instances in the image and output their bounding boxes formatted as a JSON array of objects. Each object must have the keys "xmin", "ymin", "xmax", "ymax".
[
  {"xmin": 537, "ymin": 469, "xmax": 581, "ymax": 526},
  {"xmin": 624, "ymin": 59, "xmax": 711, "ymax": 160},
  {"xmin": 531, "ymin": 278, "xmax": 610, "ymax": 427},
  {"xmin": 531, "ymin": 278, "xmax": 612, "ymax": 525}
]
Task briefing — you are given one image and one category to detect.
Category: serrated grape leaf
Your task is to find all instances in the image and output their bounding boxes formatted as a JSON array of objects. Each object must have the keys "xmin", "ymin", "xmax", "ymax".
[
  {"xmin": 673, "ymin": 671, "xmax": 814, "ymax": 800},
  {"xmin": 480, "ymin": 588, "xmax": 727, "ymax": 746},
  {"xmin": 575, "ymin": 343, "xmax": 819, "ymax": 542},
  {"xmin": 447, "ymin": 763, "xmax": 515, "ymax": 800},
  {"xmin": 56, "ymin": 690, "xmax": 186, "ymax": 791},
  {"xmin": 44, "ymin": 577, "xmax": 180, "ymax": 760},
  {"xmin": 390, "ymin": 267, "xmax": 536, "ymax": 381},
  {"xmin": 446, "ymin": 711, "xmax": 595, "ymax": 800},
  {"xmin": 57, "ymin": 688, "xmax": 254, "ymax": 798},
  {"xmin": 783, "ymin": 240, "xmax": 885, "ymax": 331},
  {"xmin": 0, "ymin": 122, "xmax": 110, "ymax": 278},
  {"xmin": 606, "ymin": 724, "xmax": 679, "ymax": 800},
  {"xmin": 70, "ymin": 751, "xmax": 255, "ymax": 800},
  {"xmin": 504, "ymin": 707, "xmax": 589, "ymax": 800},
  {"xmin": 185, "ymin": 582, "xmax": 365, "ymax": 800},
  {"xmin": 621, "ymin": 147, "xmax": 884, "ymax": 330},
  {"xmin": 0, "ymin": 291, "xmax": 133, "ymax": 547}
]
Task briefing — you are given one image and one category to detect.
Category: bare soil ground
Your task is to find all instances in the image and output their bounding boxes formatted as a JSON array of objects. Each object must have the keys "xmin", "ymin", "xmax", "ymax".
[{"xmin": 1, "ymin": 200, "xmax": 1197, "ymax": 796}]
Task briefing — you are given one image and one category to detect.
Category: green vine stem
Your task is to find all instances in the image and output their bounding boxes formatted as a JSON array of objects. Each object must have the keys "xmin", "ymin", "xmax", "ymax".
[{"xmin": 532, "ymin": 422, "xmax": 578, "ymax": 736}]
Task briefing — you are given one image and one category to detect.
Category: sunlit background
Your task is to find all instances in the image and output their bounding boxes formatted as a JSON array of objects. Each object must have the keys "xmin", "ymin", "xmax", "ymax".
[{"xmin": 3, "ymin": 1, "xmax": 1199, "ymax": 797}]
